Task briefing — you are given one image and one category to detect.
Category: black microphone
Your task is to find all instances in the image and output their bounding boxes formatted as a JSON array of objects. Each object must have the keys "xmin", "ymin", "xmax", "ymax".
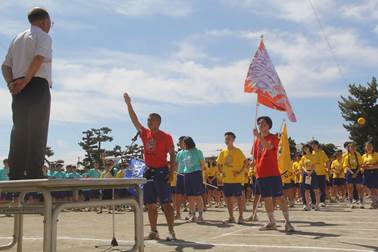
[{"xmin": 131, "ymin": 132, "xmax": 140, "ymax": 142}]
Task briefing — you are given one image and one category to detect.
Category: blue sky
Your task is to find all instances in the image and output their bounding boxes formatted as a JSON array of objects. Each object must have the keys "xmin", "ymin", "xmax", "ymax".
[{"xmin": 1, "ymin": 0, "xmax": 377, "ymax": 164}]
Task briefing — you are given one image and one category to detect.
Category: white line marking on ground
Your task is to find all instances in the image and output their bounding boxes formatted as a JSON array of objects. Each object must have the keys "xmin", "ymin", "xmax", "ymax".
[
  {"xmin": 0, "ymin": 236, "xmax": 375, "ymax": 252},
  {"xmin": 227, "ymin": 233, "xmax": 378, "ymax": 241}
]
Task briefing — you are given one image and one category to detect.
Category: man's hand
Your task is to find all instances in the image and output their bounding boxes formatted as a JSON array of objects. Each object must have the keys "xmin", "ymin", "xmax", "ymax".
[
  {"xmin": 9, "ymin": 78, "xmax": 28, "ymax": 95},
  {"xmin": 123, "ymin": 92, "xmax": 131, "ymax": 105}
]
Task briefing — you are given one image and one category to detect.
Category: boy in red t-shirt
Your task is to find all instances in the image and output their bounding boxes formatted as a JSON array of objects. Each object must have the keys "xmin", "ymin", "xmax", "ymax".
[
  {"xmin": 124, "ymin": 92, "xmax": 176, "ymax": 241},
  {"xmin": 253, "ymin": 116, "xmax": 294, "ymax": 232}
]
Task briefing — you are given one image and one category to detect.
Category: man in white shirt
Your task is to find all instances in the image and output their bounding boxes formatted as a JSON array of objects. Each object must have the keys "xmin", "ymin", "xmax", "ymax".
[{"xmin": 1, "ymin": 7, "xmax": 53, "ymax": 180}]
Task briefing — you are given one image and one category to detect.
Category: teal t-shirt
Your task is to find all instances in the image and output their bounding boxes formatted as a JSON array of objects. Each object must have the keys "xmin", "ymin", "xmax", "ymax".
[
  {"xmin": 182, "ymin": 148, "xmax": 204, "ymax": 174},
  {"xmin": 86, "ymin": 168, "xmax": 101, "ymax": 178},
  {"xmin": 54, "ymin": 171, "xmax": 67, "ymax": 179},
  {"xmin": 176, "ymin": 150, "xmax": 186, "ymax": 174},
  {"xmin": 0, "ymin": 167, "xmax": 9, "ymax": 181}
]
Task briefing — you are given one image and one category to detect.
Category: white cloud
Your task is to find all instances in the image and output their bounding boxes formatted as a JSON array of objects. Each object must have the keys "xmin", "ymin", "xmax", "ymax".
[
  {"xmin": 341, "ymin": 0, "xmax": 378, "ymax": 21},
  {"xmin": 221, "ymin": 0, "xmax": 336, "ymax": 24},
  {"xmin": 112, "ymin": 0, "xmax": 192, "ymax": 17}
]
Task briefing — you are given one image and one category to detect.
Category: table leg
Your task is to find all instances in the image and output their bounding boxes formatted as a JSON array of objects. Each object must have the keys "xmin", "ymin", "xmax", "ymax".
[
  {"xmin": 42, "ymin": 191, "xmax": 52, "ymax": 252},
  {"xmin": 16, "ymin": 192, "xmax": 26, "ymax": 252},
  {"xmin": 136, "ymin": 186, "xmax": 144, "ymax": 252}
]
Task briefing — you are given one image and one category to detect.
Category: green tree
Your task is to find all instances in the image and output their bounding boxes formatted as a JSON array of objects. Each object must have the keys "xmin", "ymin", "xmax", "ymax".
[
  {"xmin": 288, "ymin": 137, "xmax": 297, "ymax": 158},
  {"xmin": 338, "ymin": 77, "xmax": 378, "ymax": 153},
  {"xmin": 321, "ymin": 143, "xmax": 338, "ymax": 158},
  {"xmin": 78, "ymin": 127, "xmax": 114, "ymax": 167},
  {"xmin": 44, "ymin": 146, "xmax": 54, "ymax": 165}
]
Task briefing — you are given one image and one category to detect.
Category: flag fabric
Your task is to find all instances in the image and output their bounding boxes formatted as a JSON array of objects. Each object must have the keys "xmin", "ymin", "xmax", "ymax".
[
  {"xmin": 244, "ymin": 39, "xmax": 297, "ymax": 122},
  {"xmin": 278, "ymin": 122, "xmax": 292, "ymax": 178},
  {"xmin": 124, "ymin": 158, "xmax": 146, "ymax": 195}
]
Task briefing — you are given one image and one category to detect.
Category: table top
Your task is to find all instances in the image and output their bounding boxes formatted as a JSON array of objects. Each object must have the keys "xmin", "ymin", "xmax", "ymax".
[{"xmin": 0, "ymin": 178, "xmax": 146, "ymax": 192}]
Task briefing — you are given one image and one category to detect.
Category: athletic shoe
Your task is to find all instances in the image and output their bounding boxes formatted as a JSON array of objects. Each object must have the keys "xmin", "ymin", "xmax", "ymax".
[
  {"xmin": 314, "ymin": 206, "xmax": 320, "ymax": 211},
  {"xmin": 145, "ymin": 231, "xmax": 160, "ymax": 240},
  {"xmin": 185, "ymin": 214, "xmax": 192, "ymax": 221},
  {"xmin": 302, "ymin": 205, "xmax": 307, "ymax": 210},
  {"xmin": 186, "ymin": 215, "xmax": 197, "ymax": 223},
  {"xmin": 166, "ymin": 232, "xmax": 176, "ymax": 241},
  {"xmin": 237, "ymin": 216, "xmax": 245, "ymax": 224},
  {"xmin": 304, "ymin": 206, "xmax": 311, "ymax": 211},
  {"xmin": 319, "ymin": 203, "xmax": 326, "ymax": 207},
  {"xmin": 259, "ymin": 222, "xmax": 277, "ymax": 231},
  {"xmin": 285, "ymin": 222, "xmax": 295, "ymax": 232},
  {"xmin": 222, "ymin": 217, "xmax": 235, "ymax": 224},
  {"xmin": 197, "ymin": 216, "xmax": 204, "ymax": 223}
]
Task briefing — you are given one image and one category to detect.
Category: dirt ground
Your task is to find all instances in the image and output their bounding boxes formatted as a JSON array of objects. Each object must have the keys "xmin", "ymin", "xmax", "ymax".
[{"xmin": 0, "ymin": 201, "xmax": 377, "ymax": 252}]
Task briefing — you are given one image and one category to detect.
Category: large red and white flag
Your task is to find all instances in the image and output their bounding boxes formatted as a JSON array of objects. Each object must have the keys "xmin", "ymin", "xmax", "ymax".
[{"xmin": 244, "ymin": 39, "xmax": 297, "ymax": 122}]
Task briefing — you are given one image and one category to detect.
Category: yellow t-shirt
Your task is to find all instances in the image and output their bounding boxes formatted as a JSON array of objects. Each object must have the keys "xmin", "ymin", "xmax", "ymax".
[
  {"xmin": 216, "ymin": 147, "xmax": 246, "ymax": 184},
  {"xmin": 343, "ymin": 152, "xmax": 363, "ymax": 172},
  {"xmin": 170, "ymin": 170, "xmax": 177, "ymax": 187},
  {"xmin": 292, "ymin": 161, "xmax": 301, "ymax": 183},
  {"xmin": 312, "ymin": 150, "xmax": 329, "ymax": 176},
  {"xmin": 116, "ymin": 169, "xmax": 125, "ymax": 178},
  {"xmin": 331, "ymin": 159, "xmax": 345, "ymax": 179},
  {"xmin": 300, "ymin": 154, "xmax": 315, "ymax": 173},
  {"xmin": 207, "ymin": 165, "xmax": 218, "ymax": 177},
  {"xmin": 362, "ymin": 152, "xmax": 378, "ymax": 168}
]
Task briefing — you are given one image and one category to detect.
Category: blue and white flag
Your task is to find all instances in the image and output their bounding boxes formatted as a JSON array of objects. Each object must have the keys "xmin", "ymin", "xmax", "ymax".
[{"xmin": 124, "ymin": 159, "xmax": 146, "ymax": 195}]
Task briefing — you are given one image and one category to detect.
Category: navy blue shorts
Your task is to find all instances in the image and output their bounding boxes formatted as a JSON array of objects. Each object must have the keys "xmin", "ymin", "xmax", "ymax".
[
  {"xmin": 176, "ymin": 174, "xmax": 185, "ymax": 195},
  {"xmin": 346, "ymin": 171, "xmax": 363, "ymax": 184},
  {"xmin": 256, "ymin": 176, "xmax": 283, "ymax": 198},
  {"xmin": 332, "ymin": 178, "xmax": 346, "ymax": 186},
  {"xmin": 143, "ymin": 168, "xmax": 172, "ymax": 205},
  {"xmin": 283, "ymin": 182, "xmax": 295, "ymax": 190},
  {"xmin": 223, "ymin": 183, "xmax": 243, "ymax": 197},
  {"xmin": 302, "ymin": 172, "xmax": 319, "ymax": 190},
  {"xmin": 184, "ymin": 170, "xmax": 205, "ymax": 196},
  {"xmin": 364, "ymin": 169, "xmax": 378, "ymax": 189}
]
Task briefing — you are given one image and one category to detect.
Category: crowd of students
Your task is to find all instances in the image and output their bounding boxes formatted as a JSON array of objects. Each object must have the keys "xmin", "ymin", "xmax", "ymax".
[{"xmin": 1, "ymin": 93, "xmax": 377, "ymax": 241}]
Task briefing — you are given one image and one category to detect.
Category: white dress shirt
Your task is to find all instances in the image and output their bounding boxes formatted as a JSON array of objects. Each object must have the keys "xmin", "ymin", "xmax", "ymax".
[{"xmin": 3, "ymin": 25, "xmax": 52, "ymax": 86}]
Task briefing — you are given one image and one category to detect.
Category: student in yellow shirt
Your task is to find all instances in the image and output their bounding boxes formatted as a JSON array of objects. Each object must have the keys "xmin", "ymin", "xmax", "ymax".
[
  {"xmin": 300, "ymin": 145, "xmax": 320, "ymax": 211},
  {"xmin": 330, "ymin": 150, "xmax": 346, "ymax": 202},
  {"xmin": 217, "ymin": 132, "xmax": 248, "ymax": 224},
  {"xmin": 206, "ymin": 161, "xmax": 218, "ymax": 207},
  {"xmin": 361, "ymin": 141, "xmax": 378, "ymax": 209},
  {"xmin": 215, "ymin": 168, "xmax": 224, "ymax": 208},
  {"xmin": 311, "ymin": 140, "xmax": 329, "ymax": 207},
  {"xmin": 246, "ymin": 161, "xmax": 259, "ymax": 222},
  {"xmin": 292, "ymin": 153, "xmax": 302, "ymax": 202},
  {"xmin": 281, "ymin": 159, "xmax": 296, "ymax": 208},
  {"xmin": 343, "ymin": 142, "xmax": 364, "ymax": 208}
]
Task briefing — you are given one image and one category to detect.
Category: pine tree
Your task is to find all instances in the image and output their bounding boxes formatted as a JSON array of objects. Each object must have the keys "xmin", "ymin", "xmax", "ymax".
[
  {"xmin": 338, "ymin": 77, "xmax": 378, "ymax": 153},
  {"xmin": 78, "ymin": 127, "xmax": 114, "ymax": 167}
]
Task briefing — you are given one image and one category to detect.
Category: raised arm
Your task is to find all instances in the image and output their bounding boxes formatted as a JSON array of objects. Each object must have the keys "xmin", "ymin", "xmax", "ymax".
[{"xmin": 123, "ymin": 92, "xmax": 143, "ymax": 132}]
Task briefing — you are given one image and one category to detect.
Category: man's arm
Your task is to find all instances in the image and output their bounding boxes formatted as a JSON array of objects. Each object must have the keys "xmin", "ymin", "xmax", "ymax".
[
  {"xmin": 168, "ymin": 146, "xmax": 176, "ymax": 172},
  {"xmin": 9, "ymin": 55, "xmax": 44, "ymax": 95},
  {"xmin": 2, "ymin": 64, "xmax": 13, "ymax": 85},
  {"xmin": 253, "ymin": 128, "xmax": 273, "ymax": 150},
  {"xmin": 123, "ymin": 92, "xmax": 143, "ymax": 132}
]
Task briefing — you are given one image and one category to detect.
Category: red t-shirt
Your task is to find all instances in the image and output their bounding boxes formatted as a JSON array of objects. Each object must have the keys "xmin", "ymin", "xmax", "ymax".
[
  {"xmin": 140, "ymin": 126, "xmax": 174, "ymax": 168},
  {"xmin": 253, "ymin": 134, "xmax": 280, "ymax": 179}
]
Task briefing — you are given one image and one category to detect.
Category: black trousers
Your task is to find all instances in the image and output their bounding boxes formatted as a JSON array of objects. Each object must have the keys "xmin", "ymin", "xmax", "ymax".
[{"xmin": 8, "ymin": 77, "xmax": 51, "ymax": 180}]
